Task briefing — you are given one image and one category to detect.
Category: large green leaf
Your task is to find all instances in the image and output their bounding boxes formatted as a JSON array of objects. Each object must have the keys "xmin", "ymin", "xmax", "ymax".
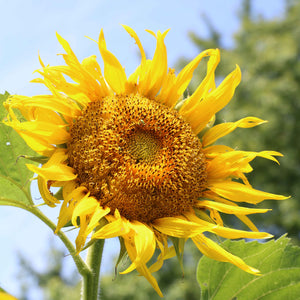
[
  {"xmin": 197, "ymin": 235, "xmax": 300, "ymax": 300},
  {"xmin": 0, "ymin": 92, "xmax": 38, "ymax": 208}
]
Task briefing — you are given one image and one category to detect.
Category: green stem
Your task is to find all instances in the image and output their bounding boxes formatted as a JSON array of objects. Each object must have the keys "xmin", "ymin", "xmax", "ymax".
[
  {"xmin": 82, "ymin": 239, "xmax": 105, "ymax": 300},
  {"xmin": 29, "ymin": 206, "xmax": 91, "ymax": 278}
]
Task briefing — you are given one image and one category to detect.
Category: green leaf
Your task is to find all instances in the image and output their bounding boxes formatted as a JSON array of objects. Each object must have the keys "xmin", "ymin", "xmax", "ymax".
[
  {"xmin": 197, "ymin": 235, "xmax": 300, "ymax": 300},
  {"xmin": 0, "ymin": 92, "xmax": 38, "ymax": 207}
]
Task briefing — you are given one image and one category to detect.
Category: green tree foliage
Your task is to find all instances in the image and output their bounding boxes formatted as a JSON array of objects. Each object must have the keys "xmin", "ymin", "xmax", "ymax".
[
  {"xmin": 182, "ymin": 0, "xmax": 300, "ymax": 239},
  {"xmin": 16, "ymin": 241, "xmax": 81, "ymax": 300}
]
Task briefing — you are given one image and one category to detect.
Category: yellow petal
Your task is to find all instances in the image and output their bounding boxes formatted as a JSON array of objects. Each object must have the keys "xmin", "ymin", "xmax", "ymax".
[
  {"xmin": 27, "ymin": 163, "xmax": 77, "ymax": 181},
  {"xmin": 192, "ymin": 233, "xmax": 260, "ymax": 274},
  {"xmin": 137, "ymin": 264, "xmax": 163, "ymax": 297},
  {"xmin": 153, "ymin": 216, "xmax": 212, "ymax": 238},
  {"xmin": 56, "ymin": 199, "xmax": 75, "ymax": 233},
  {"xmin": 37, "ymin": 175, "xmax": 60, "ymax": 207},
  {"xmin": 14, "ymin": 129, "xmax": 55, "ymax": 156},
  {"xmin": 56, "ymin": 185, "xmax": 87, "ymax": 232},
  {"xmin": 98, "ymin": 29, "xmax": 127, "ymax": 94},
  {"xmin": 203, "ymin": 145, "xmax": 234, "ymax": 157},
  {"xmin": 207, "ymin": 150, "xmax": 283, "ymax": 180},
  {"xmin": 180, "ymin": 65, "xmax": 241, "ymax": 134},
  {"xmin": 174, "ymin": 49, "xmax": 219, "ymax": 100},
  {"xmin": 120, "ymin": 223, "xmax": 163, "ymax": 297},
  {"xmin": 40, "ymin": 65, "xmax": 106, "ymax": 103},
  {"xmin": 12, "ymin": 121, "xmax": 70, "ymax": 145},
  {"xmin": 209, "ymin": 209, "xmax": 224, "ymax": 225},
  {"xmin": 122, "ymin": 222, "xmax": 156, "ymax": 273},
  {"xmin": 81, "ymin": 55, "xmax": 112, "ymax": 97},
  {"xmin": 76, "ymin": 214, "xmax": 89, "ymax": 252},
  {"xmin": 45, "ymin": 147, "xmax": 68, "ymax": 164},
  {"xmin": 202, "ymin": 191, "xmax": 260, "ymax": 231},
  {"xmin": 149, "ymin": 237, "xmax": 176, "ymax": 273},
  {"xmin": 196, "ymin": 200, "xmax": 270, "ymax": 215},
  {"xmin": 92, "ymin": 214, "xmax": 130, "ymax": 239},
  {"xmin": 155, "ymin": 68, "xmax": 177, "ymax": 107},
  {"xmin": 86, "ymin": 205, "xmax": 111, "ymax": 236},
  {"xmin": 33, "ymin": 74, "xmax": 87, "ymax": 108},
  {"xmin": 122, "ymin": 25, "xmax": 146, "ymax": 93},
  {"xmin": 64, "ymin": 185, "xmax": 87, "ymax": 202},
  {"xmin": 122, "ymin": 25, "xmax": 146, "ymax": 66},
  {"xmin": 236, "ymin": 214, "xmax": 260, "ymax": 231},
  {"xmin": 157, "ymin": 49, "xmax": 219, "ymax": 108},
  {"xmin": 202, "ymin": 117, "xmax": 267, "ymax": 147},
  {"xmin": 208, "ymin": 180, "xmax": 289, "ymax": 204},
  {"xmin": 35, "ymin": 107, "xmax": 68, "ymax": 125},
  {"xmin": 186, "ymin": 211, "xmax": 272, "ymax": 240},
  {"xmin": 26, "ymin": 96, "xmax": 81, "ymax": 118},
  {"xmin": 56, "ymin": 32, "xmax": 77, "ymax": 58},
  {"xmin": 138, "ymin": 29, "xmax": 169, "ymax": 99},
  {"xmin": 4, "ymin": 110, "xmax": 57, "ymax": 156},
  {"xmin": 54, "ymin": 33, "xmax": 110, "ymax": 100},
  {"xmin": 6, "ymin": 95, "xmax": 78, "ymax": 122},
  {"xmin": 214, "ymin": 222, "xmax": 272, "ymax": 240},
  {"xmin": 72, "ymin": 195, "xmax": 96, "ymax": 226}
]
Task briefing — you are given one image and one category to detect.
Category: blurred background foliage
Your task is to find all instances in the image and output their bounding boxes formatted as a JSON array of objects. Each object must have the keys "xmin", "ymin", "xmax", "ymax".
[
  {"xmin": 15, "ymin": 0, "xmax": 300, "ymax": 298},
  {"xmin": 16, "ymin": 241, "xmax": 81, "ymax": 300},
  {"xmin": 182, "ymin": 0, "xmax": 300, "ymax": 239}
]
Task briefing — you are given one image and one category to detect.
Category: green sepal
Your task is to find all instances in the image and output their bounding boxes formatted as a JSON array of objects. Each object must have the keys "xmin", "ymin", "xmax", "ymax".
[
  {"xmin": 169, "ymin": 236, "xmax": 185, "ymax": 275},
  {"xmin": 16, "ymin": 154, "xmax": 49, "ymax": 164},
  {"xmin": 174, "ymin": 96, "xmax": 185, "ymax": 111},
  {"xmin": 63, "ymin": 220, "xmax": 74, "ymax": 228},
  {"xmin": 113, "ymin": 236, "xmax": 127, "ymax": 279},
  {"xmin": 194, "ymin": 208, "xmax": 215, "ymax": 223},
  {"xmin": 54, "ymin": 188, "xmax": 63, "ymax": 200},
  {"xmin": 81, "ymin": 238, "xmax": 97, "ymax": 252}
]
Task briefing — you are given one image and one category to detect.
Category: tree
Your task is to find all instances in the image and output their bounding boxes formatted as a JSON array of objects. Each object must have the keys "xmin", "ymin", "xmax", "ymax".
[{"xmin": 181, "ymin": 0, "xmax": 300, "ymax": 239}]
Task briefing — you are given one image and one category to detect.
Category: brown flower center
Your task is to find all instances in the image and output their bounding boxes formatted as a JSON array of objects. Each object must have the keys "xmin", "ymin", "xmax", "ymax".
[{"xmin": 68, "ymin": 94, "xmax": 207, "ymax": 223}]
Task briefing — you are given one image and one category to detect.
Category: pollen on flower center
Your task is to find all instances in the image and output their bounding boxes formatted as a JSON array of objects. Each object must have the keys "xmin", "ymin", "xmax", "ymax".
[
  {"xmin": 68, "ymin": 94, "xmax": 207, "ymax": 222},
  {"xmin": 127, "ymin": 129, "xmax": 161, "ymax": 163}
]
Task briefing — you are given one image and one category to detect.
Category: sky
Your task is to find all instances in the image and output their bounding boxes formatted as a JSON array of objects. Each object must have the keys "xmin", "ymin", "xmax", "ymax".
[{"xmin": 0, "ymin": 0, "xmax": 286, "ymax": 298}]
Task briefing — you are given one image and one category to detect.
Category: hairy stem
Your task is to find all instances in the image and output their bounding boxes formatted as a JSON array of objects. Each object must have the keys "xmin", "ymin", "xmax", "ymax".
[
  {"xmin": 29, "ymin": 206, "xmax": 91, "ymax": 278},
  {"xmin": 82, "ymin": 239, "xmax": 105, "ymax": 300}
]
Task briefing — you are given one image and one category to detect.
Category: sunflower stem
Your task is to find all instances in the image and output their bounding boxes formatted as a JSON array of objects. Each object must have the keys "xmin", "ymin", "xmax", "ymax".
[
  {"xmin": 82, "ymin": 239, "xmax": 105, "ymax": 300},
  {"xmin": 28, "ymin": 206, "xmax": 91, "ymax": 277}
]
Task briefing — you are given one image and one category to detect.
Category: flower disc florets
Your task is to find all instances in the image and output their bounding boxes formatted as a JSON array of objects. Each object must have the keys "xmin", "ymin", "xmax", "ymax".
[{"xmin": 68, "ymin": 94, "xmax": 207, "ymax": 222}]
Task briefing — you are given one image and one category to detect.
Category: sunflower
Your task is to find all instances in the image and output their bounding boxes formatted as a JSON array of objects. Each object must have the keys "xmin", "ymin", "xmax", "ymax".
[{"xmin": 4, "ymin": 25, "xmax": 288, "ymax": 297}]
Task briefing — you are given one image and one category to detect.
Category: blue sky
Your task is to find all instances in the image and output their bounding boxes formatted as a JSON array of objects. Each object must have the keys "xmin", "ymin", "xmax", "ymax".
[{"xmin": 0, "ymin": 0, "xmax": 286, "ymax": 298}]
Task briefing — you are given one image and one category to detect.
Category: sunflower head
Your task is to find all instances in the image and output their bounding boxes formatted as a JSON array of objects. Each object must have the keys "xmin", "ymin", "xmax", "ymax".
[
  {"xmin": 68, "ymin": 93, "xmax": 207, "ymax": 223},
  {"xmin": 4, "ymin": 25, "xmax": 288, "ymax": 297}
]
